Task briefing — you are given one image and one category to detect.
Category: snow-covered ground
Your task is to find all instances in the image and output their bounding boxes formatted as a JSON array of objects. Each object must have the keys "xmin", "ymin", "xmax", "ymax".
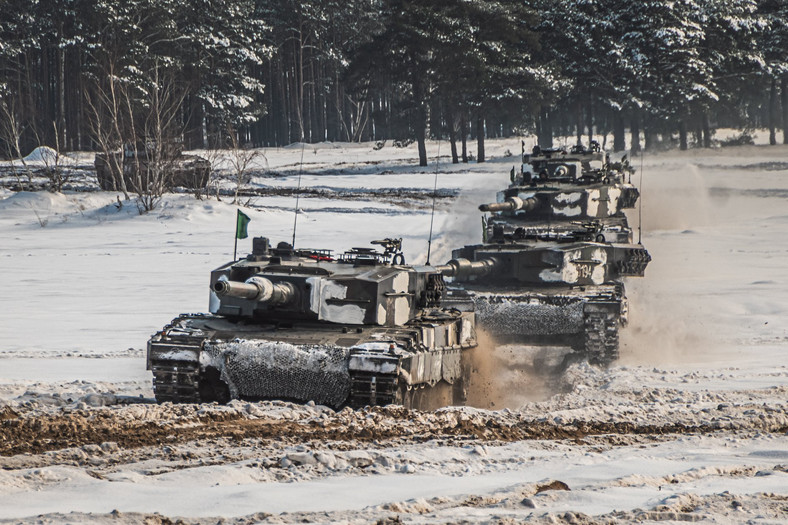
[{"xmin": 1, "ymin": 136, "xmax": 787, "ymax": 523}]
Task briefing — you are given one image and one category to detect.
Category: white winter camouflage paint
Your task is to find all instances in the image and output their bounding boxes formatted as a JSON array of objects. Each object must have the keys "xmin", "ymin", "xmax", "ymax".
[{"xmin": 308, "ymin": 277, "xmax": 366, "ymax": 324}]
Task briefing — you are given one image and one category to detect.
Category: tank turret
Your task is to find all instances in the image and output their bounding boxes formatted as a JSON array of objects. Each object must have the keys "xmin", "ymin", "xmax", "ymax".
[
  {"xmin": 451, "ymin": 242, "xmax": 650, "ymax": 286},
  {"xmin": 147, "ymin": 236, "xmax": 476, "ymax": 410},
  {"xmin": 480, "ymin": 185, "xmax": 640, "ymax": 219},
  {"xmin": 480, "ymin": 142, "xmax": 641, "ymax": 244},
  {"xmin": 517, "ymin": 141, "xmax": 630, "ymax": 185},
  {"xmin": 207, "ymin": 237, "xmax": 445, "ymax": 325}
]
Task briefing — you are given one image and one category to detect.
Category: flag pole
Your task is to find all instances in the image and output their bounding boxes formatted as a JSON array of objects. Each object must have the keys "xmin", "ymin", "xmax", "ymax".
[
  {"xmin": 234, "ymin": 209, "xmax": 251, "ymax": 261},
  {"xmin": 234, "ymin": 209, "xmax": 239, "ymax": 260}
]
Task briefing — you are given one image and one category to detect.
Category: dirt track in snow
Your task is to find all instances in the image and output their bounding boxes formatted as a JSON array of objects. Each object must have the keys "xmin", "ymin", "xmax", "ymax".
[{"xmin": 3, "ymin": 395, "xmax": 786, "ymax": 458}]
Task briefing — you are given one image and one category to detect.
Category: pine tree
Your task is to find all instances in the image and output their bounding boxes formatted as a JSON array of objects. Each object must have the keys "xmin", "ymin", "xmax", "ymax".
[
  {"xmin": 535, "ymin": 0, "xmax": 620, "ymax": 148},
  {"xmin": 348, "ymin": 0, "xmax": 545, "ymax": 165},
  {"xmin": 433, "ymin": 0, "xmax": 544, "ymax": 162},
  {"xmin": 697, "ymin": 0, "xmax": 764, "ymax": 147},
  {"xmin": 757, "ymin": 0, "xmax": 788, "ymax": 144},
  {"xmin": 614, "ymin": 0, "xmax": 717, "ymax": 149}
]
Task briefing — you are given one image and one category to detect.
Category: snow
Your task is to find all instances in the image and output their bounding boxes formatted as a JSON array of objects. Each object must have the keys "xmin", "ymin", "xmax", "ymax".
[
  {"xmin": 1, "ymin": 137, "xmax": 787, "ymax": 523},
  {"xmin": 0, "ymin": 433, "xmax": 786, "ymax": 521},
  {"xmin": 21, "ymin": 146, "xmax": 77, "ymax": 165}
]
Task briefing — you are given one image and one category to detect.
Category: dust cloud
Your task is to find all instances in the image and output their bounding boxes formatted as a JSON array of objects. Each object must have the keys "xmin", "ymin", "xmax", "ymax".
[
  {"xmin": 618, "ymin": 154, "xmax": 758, "ymax": 366},
  {"xmin": 413, "ymin": 186, "xmax": 499, "ymax": 265},
  {"xmin": 465, "ymin": 329, "xmax": 554, "ymax": 410},
  {"xmin": 631, "ymin": 162, "xmax": 715, "ymax": 233},
  {"xmin": 618, "ymin": 281, "xmax": 721, "ymax": 366}
]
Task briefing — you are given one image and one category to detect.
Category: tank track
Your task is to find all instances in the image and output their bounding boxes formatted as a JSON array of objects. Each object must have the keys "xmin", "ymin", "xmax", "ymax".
[
  {"xmin": 152, "ymin": 356, "xmax": 446, "ymax": 409},
  {"xmin": 151, "ymin": 360, "xmax": 201, "ymax": 403},
  {"xmin": 584, "ymin": 309, "xmax": 619, "ymax": 366},
  {"xmin": 148, "ymin": 316, "xmax": 209, "ymax": 404},
  {"xmin": 153, "ymin": 362, "xmax": 445, "ymax": 409},
  {"xmin": 348, "ymin": 372, "xmax": 399, "ymax": 408},
  {"xmin": 348, "ymin": 357, "xmax": 468, "ymax": 410}
]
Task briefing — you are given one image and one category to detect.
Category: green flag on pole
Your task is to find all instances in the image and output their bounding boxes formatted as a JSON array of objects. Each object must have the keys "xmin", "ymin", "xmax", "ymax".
[{"xmin": 236, "ymin": 210, "xmax": 251, "ymax": 239}]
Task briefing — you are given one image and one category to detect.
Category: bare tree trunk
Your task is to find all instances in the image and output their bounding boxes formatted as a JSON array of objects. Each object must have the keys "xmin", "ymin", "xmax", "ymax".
[
  {"xmin": 586, "ymin": 94, "xmax": 593, "ymax": 145},
  {"xmin": 279, "ymin": 62, "xmax": 290, "ymax": 144},
  {"xmin": 460, "ymin": 113, "xmax": 468, "ymax": 163},
  {"xmin": 476, "ymin": 114, "xmax": 485, "ymax": 163},
  {"xmin": 613, "ymin": 113, "xmax": 626, "ymax": 152},
  {"xmin": 782, "ymin": 75, "xmax": 788, "ymax": 145},
  {"xmin": 537, "ymin": 105, "xmax": 553, "ymax": 148},
  {"xmin": 679, "ymin": 120, "xmax": 688, "ymax": 150},
  {"xmin": 24, "ymin": 54, "xmax": 35, "ymax": 153},
  {"xmin": 58, "ymin": 46, "xmax": 67, "ymax": 149},
  {"xmin": 416, "ymin": 128, "xmax": 427, "ymax": 167},
  {"xmin": 630, "ymin": 113, "xmax": 641, "ymax": 154},
  {"xmin": 644, "ymin": 125, "xmax": 654, "ymax": 151},
  {"xmin": 768, "ymin": 77, "xmax": 777, "ymax": 146},
  {"xmin": 702, "ymin": 112, "xmax": 711, "ymax": 148},
  {"xmin": 693, "ymin": 123, "xmax": 702, "ymax": 147},
  {"xmin": 575, "ymin": 99, "xmax": 583, "ymax": 146},
  {"xmin": 449, "ymin": 111, "xmax": 459, "ymax": 164},
  {"xmin": 414, "ymin": 80, "xmax": 428, "ymax": 166}
]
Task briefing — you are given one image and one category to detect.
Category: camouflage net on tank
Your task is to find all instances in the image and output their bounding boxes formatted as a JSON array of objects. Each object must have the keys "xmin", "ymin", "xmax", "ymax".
[
  {"xmin": 474, "ymin": 294, "xmax": 585, "ymax": 336},
  {"xmin": 202, "ymin": 340, "xmax": 351, "ymax": 408}
]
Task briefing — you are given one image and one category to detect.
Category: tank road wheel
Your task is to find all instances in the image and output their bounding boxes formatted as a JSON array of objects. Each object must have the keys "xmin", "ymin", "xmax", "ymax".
[
  {"xmin": 584, "ymin": 312, "xmax": 620, "ymax": 367},
  {"xmin": 151, "ymin": 360, "xmax": 200, "ymax": 403}
]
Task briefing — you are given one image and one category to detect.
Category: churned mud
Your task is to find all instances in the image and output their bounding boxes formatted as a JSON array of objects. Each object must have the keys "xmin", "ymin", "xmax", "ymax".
[{"xmin": 3, "ymin": 386, "xmax": 787, "ymax": 458}]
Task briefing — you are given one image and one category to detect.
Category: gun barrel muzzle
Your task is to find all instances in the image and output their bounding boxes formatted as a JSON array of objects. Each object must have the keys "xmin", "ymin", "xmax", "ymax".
[
  {"xmin": 436, "ymin": 257, "xmax": 498, "ymax": 280},
  {"xmin": 212, "ymin": 276, "xmax": 295, "ymax": 305},
  {"xmin": 478, "ymin": 196, "xmax": 537, "ymax": 213},
  {"xmin": 212, "ymin": 280, "xmax": 260, "ymax": 299}
]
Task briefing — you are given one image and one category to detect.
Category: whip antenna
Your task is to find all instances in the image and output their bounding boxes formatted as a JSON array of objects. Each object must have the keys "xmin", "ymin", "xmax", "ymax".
[
  {"xmin": 638, "ymin": 147, "xmax": 644, "ymax": 245},
  {"xmin": 425, "ymin": 140, "xmax": 440, "ymax": 265},
  {"xmin": 291, "ymin": 139, "xmax": 306, "ymax": 248}
]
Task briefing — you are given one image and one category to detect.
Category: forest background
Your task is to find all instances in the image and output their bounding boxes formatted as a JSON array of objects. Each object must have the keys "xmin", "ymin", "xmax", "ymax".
[{"xmin": 1, "ymin": 0, "xmax": 786, "ymax": 167}]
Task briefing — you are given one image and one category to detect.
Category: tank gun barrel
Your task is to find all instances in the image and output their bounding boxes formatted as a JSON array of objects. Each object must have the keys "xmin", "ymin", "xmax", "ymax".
[
  {"xmin": 212, "ymin": 276, "xmax": 295, "ymax": 305},
  {"xmin": 436, "ymin": 257, "xmax": 499, "ymax": 280},
  {"xmin": 479, "ymin": 196, "xmax": 538, "ymax": 213}
]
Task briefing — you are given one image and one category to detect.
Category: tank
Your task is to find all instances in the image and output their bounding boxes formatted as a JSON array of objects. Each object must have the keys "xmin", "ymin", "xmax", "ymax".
[
  {"xmin": 440, "ymin": 235, "xmax": 649, "ymax": 366},
  {"xmin": 482, "ymin": 141, "xmax": 640, "ymax": 243},
  {"xmin": 95, "ymin": 140, "xmax": 210, "ymax": 191},
  {"xmin": 453, "ymin": 142, "xmax": 650, "ymax": 366},
  {"xmin": 146, "ymin": 237, "xmax": 477, "ymax": 409}
]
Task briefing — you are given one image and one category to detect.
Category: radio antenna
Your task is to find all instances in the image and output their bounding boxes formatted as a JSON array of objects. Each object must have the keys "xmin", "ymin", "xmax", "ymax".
[
  {"xmin": 291, "ymin": 139, "xmax": 306, "ymax": 248},
  {"xmin": 425, "ymin": 140, "xmax": 440, "ymax": 266},
  {"xmin": 638, "ymin": 147, "xmax": 644, "ymax": 245}
]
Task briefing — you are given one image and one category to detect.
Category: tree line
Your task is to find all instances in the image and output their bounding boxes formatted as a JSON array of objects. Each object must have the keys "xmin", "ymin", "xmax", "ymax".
[{"xmin": 1, "ymin": 0, "xmax": 786, "ymax": 167}]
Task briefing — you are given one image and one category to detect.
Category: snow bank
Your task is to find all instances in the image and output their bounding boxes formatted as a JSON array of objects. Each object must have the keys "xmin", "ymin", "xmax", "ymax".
[{"xmin": 21, "ymin": 146, "xmax": 78, "ymax": 166}]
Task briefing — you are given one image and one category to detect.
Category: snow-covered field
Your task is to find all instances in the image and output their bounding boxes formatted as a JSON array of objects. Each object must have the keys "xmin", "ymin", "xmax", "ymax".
[{"xmin": 1, "ymin": 136, "xmax": 787, "ymax": 523}]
